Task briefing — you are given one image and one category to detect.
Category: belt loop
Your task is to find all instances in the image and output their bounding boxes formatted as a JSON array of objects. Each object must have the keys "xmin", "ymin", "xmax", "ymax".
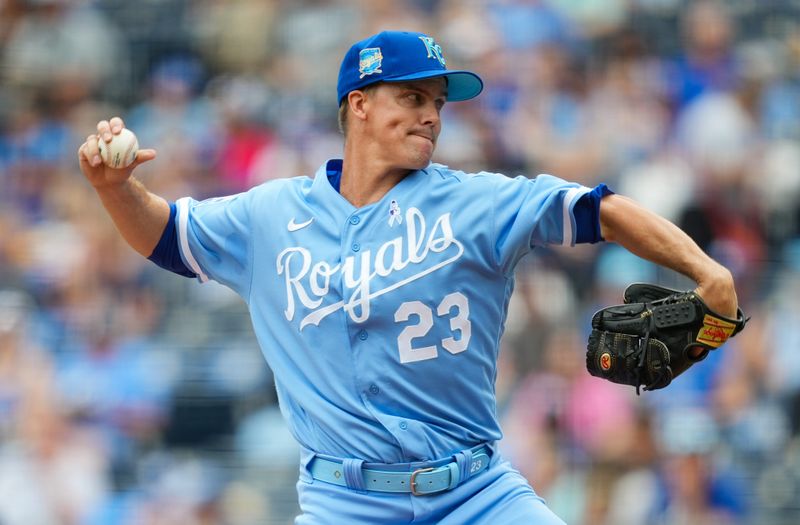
[
  {"xmin": 453, "ymin": 448, "xmax": 473, "ymax": 484},
  {"xmin": 300, "ymin": 449, "xmax": 317, "ymax": 484},
  {"xmin": 343, "ymin": 458, "xmax": 366, "ymax": 492},
  {"xmin": 446, "ymin": 462, "xmax": 460, "ymax": 490}
]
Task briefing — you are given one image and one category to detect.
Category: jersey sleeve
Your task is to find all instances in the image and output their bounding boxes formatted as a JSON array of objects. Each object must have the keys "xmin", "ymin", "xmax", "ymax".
[
  {"xmin": 175, "ymin": 193, "xmax": 253, "ymax": 298},
  {"xmin": 492, "ymin": 173, "xmax": 595, "ymax": 273}
]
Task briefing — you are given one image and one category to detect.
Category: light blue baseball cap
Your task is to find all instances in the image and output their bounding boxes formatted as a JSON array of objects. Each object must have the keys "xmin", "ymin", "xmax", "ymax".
[{"xmin": 337, "ymin": 31, "xmax": 484, "ymax": 105}]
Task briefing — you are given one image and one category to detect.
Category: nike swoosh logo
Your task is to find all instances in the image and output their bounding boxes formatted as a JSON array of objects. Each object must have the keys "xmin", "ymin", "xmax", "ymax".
[{"xmin": 288, "ymin": 217, "xmax": 314, "ymax": 232}]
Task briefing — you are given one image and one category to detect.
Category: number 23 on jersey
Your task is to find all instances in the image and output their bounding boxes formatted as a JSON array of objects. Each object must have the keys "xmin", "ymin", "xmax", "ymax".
[{"xmin": 394, "ymin": 291, "xmax": 472, "ymax": 364}]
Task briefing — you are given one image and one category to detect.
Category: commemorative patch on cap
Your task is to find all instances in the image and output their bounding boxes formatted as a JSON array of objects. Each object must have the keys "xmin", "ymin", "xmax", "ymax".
[{"xmin": 359, "ymin": 47, "xmax": 383, "ymax": 79}]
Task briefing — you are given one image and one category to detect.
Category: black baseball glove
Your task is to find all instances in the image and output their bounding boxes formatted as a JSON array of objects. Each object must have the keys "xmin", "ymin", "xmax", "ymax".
[{"xmin": 586, "ymin": 283, "xmax": 747, "ymax": 393}]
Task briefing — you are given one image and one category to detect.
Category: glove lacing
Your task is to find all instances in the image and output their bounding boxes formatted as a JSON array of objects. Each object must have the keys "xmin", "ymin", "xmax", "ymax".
[{"xmin": 635, "ymin": 309, "xmax": 661, "ymax": 395}]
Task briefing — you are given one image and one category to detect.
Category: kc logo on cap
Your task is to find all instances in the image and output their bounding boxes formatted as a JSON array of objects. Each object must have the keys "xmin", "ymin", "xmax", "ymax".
[
  {"xmin": 337, "ymin": 31, "xmax": 484, "ymax": 105},
  {"xmin": 419, "ymin": 36, "xmax": 446, "ymax": 67}
]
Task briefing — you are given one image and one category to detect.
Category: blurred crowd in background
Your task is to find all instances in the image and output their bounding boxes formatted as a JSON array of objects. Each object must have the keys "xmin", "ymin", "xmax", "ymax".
[{"xmin": 1, "ymin": 0, "xmax": 799, "ymax": 524}]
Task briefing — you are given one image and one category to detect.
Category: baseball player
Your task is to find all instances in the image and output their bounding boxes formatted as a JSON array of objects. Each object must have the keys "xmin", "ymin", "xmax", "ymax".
[{"xmin": 78, "ymin": 31, "xmax": 739, "ymax": 524}]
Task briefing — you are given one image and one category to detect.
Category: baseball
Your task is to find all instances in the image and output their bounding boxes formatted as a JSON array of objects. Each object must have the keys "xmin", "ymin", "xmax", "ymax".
[{"xmin": 98, "ymin": 128, "xmax": 139, "ymax": 169}]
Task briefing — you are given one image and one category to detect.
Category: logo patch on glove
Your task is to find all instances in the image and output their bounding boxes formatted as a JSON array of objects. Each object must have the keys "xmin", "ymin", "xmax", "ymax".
[
  {"xmin": 696, "ymin": 314, "xmax": 736, "ymax": 348},
  {"xmin": 599, "ymin": 352, "xmax": 613, "ymax": 372}
]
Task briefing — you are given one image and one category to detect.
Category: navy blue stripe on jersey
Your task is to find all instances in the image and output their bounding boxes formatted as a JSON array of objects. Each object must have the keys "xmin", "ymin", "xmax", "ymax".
[
  {"xmin": 573, "ymin": 183, "xmax": 613, "ymax": 244},
  {"xmin": 148, "ymin": 202, "xmax": 197, "ymax": 278}
]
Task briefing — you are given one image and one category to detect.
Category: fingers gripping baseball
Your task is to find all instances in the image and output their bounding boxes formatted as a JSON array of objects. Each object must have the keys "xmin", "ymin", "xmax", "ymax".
[{"xmin": 78, "ymin": 117, "xmax": 156, "ymax": 188}]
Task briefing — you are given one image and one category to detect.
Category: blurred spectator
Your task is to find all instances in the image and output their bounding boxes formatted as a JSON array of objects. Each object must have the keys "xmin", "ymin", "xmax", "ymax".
[
  {"xmin": 0, "ymin": 289, "xmax": 52, "ymax": 441},
  {"xmin": 0, "ymin": 289, "xmax": 110, "ymax": 525},
  {"xmin": 205, "ymin": 75, "xmax": 281, "ymax": 192},
  {"xmin": 603, "ymin": 410, "xmax": 661, "ymax": 525},
  {"xmin": 672, "ymin": 88, "xmax": 767, "ymax": 298},
  {"xmin": 650, "ymin": 409, "xmax": 749, "ymax": 524},
  {"xmin": 587, "ymin": 26, "xmax": 670, "ymax": 175},
  {"xmin": 126, "ymin": 54, "xmax": 220, "ymax": 199},
  {"xmin": 488, "ymin": 0, "xmax": 575, "ymax": 52},
  {"xmin": 188, "ymin": 0, "xmax": 278, "ymax": 74},
  {"xmin": 54, "ymin": 284, "xmax": 178, "ymax": 482},
  {"xmin": 1, "ymin": 1, "xmax": 126, "ymax": 102},
  {"xmin": 0, "ymin": 411, "xmax": 110, "ymax": 525},
  {"xmin": 0, "ymin": 99, "xmax": 79, "ymax": 220},
  {"xmin": 667, "ymin": 0, "xmax": 738, "ymax": 109},
  {"xmin": 506, "ymin": 44, "xmax": 608, "ymax": 184}
]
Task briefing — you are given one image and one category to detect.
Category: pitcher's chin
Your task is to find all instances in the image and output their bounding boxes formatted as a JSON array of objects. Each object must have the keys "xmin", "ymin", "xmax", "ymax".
[{"xmin": 407, "ymin": 144, "xmax": 434, "ymax": 169}]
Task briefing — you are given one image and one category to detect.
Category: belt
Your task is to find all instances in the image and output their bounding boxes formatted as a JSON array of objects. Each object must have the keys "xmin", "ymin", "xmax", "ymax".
[{"xmin": 309, "ymin": 444, "xmax": 492, "ymax": 496}]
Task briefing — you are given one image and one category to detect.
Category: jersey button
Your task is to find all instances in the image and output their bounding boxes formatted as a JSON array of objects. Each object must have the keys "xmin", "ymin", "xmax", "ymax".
[
  {"xmin": 399, "ymin": 421, "xmax": 408, "ymax": 430},
  {"xmin": 358, "ymin": 330, "xmax": 369, "ymax": 341},
  {"xmin": 352, "ymin": 242, "xmax": 360, "ymax": 252},
  {"xmin": 368, "ymin": 384, "xmax": 379, "ymax": 395},
  {"xmin": 350, "ymin": 216, "xmax": 360, "ymax": 225}
]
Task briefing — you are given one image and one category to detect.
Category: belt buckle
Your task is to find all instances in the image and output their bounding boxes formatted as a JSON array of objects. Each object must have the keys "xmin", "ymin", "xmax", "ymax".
[{"xmin": 409, "ymin": 467, "xmax": 435, "ymax": 496}]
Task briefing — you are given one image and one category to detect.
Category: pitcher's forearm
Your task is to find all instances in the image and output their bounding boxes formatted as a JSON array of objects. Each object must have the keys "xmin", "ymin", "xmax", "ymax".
[
  {"xmin": 599, "ymin": 194, "xmax": 736, "ymax": 316},
  {"xmin": 601, "ymin": 195, "xmax": 712, "ymax": 278},
  {"xmin": 94, "ymin": 177, "xmax": 171, "ymax": 258}
]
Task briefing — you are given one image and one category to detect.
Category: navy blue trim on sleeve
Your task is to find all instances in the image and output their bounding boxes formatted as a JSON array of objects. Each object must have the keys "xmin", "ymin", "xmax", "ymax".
[
  {"xmin": 147, "ymin": 202, "xmax": 197, "ymax": 278},
  {"xmin": 573, "ymin": 184, "xmax": 614, "ymax": 244}
]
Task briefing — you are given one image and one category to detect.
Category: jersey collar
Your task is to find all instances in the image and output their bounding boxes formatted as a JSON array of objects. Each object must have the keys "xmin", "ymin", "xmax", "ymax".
[{"xmin": 311, "ymin": 158, "xmax": 431, "ymax": 213}]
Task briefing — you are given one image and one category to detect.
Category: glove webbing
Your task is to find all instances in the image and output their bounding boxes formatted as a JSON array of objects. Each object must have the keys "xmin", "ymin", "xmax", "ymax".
[{"xmin": 636, "ymin": 301, "xmax": 699, "ymax": 394}]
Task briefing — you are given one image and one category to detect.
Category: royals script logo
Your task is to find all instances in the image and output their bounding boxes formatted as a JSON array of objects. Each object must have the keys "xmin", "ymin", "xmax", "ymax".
[{"xmin": 276, "ymin": 207, "xmax": 464, "ymax": 330}]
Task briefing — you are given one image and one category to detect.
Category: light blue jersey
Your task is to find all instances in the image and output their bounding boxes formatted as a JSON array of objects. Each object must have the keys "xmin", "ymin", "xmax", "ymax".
[{"xmin": 175, "ymin": 159, "xmax": 592, "ymax": 465}]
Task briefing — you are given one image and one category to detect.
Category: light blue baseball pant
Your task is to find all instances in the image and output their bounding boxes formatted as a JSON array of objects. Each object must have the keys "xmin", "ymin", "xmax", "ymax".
[{"xmin": 294, "ymin": 451, "xmax": 566, "ymax": 525}]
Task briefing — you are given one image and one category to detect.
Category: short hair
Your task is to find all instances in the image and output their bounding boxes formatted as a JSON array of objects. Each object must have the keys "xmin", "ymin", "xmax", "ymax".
[
  {"xmin": 338, "ymin": 83, "xmax": 380, "ymax": 137},
  {"xmin": 337, "ymin": 99, "xmax": 348, "ymax": 136}
]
